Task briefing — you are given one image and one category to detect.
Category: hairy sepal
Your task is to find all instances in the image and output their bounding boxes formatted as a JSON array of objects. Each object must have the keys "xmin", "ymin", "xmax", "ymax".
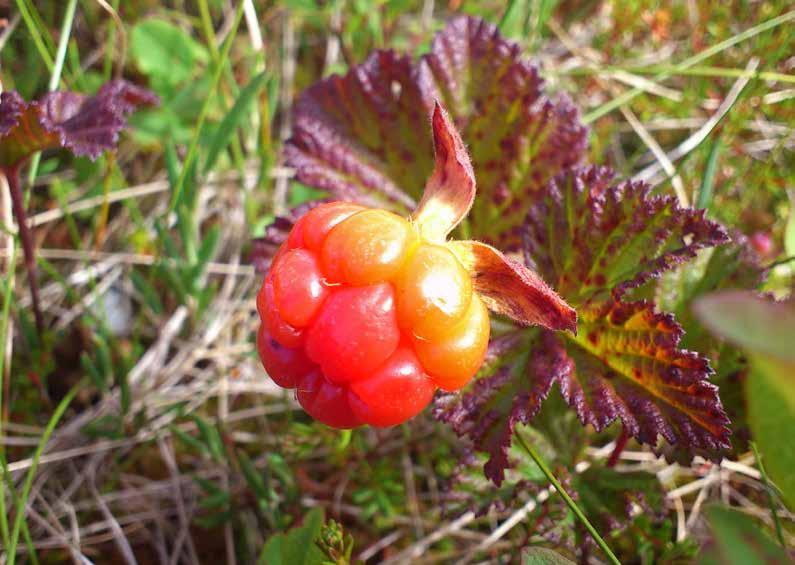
[
  {"xmin": 412, "ymin": 102, "xmax": 475, "ymax": 242},
  {"xmin": 449, "ymin": 240, "xmax": 576, "ymax": 333}
]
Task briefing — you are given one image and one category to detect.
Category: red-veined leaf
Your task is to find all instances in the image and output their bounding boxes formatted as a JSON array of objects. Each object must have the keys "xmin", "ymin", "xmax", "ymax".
[
  {"xmin": 524, "ymin": 166, "xmax": 729, "ymax": 306},
  {"xmin": 284, "ymin": 16, "xmax": 586, "ymax": 249}
]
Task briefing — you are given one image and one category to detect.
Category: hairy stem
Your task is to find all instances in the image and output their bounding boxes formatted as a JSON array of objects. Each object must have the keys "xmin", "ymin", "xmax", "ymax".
[
  {"xmin": 515, "ymin": 432, "xmax": 621, "ymax": 565},
  {"xmin": 6, "ymin": 169, "xmax": 44, "ymax": 335}
]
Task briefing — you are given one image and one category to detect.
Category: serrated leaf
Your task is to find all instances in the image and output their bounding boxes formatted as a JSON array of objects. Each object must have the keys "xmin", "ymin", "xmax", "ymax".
[
  {"xmin": 524, "ymin": 166, "xmax": 729, "ymax": 306},
  {"xmin": 437, "ymin": 300, "xmax": 731, "ymax": 485},
  {"xmin": 699, "ymin": 505, "xmax": 789, "ymax": 565},
  {"xmin": 0, "ymin": 81, "xmax": 158, "ymax": 169},
  {"xmin": 284, "ymin": 16, "xmax": 586, "ymax": 249}
]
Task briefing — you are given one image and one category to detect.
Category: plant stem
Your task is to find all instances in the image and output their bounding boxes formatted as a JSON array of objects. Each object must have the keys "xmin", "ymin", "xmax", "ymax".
[
  {"xmin": 515, "ymin": 432, "xmax": 621, "ymax": 565},
  {"xmin": 7, "ymin": 380, "xmax": 83, "ymax": 565},
  {"xmin": 750, "ymin": 442, "xmax": 786, "ymax": 549},
  {"xmin": 170, "ymin": 1, "xmax": 246, "ymax": 212},
  {"xmin": 0, "ymin": 242, "xmax": 16, "ymax": 548},
  {"xmin": 6, "ymin": 170, "xmax": 44, "ymax": 334}
]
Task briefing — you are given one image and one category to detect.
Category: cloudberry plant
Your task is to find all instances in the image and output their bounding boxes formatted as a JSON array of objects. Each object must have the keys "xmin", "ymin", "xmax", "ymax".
[{"xmin": 256, "ymin": 103, "xmax": 575, "ymax": 428}]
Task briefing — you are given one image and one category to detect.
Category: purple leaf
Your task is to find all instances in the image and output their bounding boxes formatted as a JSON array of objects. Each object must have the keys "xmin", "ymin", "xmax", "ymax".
[
  {"xmin": 524, "ymin": 166, "xmax": 729, "ymax": 306},
  {"xmin": 284, "ymin": 16, "xmax": 587, "ymax": 249},
  {"xmin": 0, "ymin": 80, "xmax": 158, "ymax": 168}
]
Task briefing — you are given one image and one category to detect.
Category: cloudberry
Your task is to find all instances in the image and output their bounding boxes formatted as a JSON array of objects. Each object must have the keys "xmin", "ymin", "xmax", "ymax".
[
  {"xmin": 254, "ymin": 102, "xmax": 576, "ymax": 429},
  {"xmin": 257, "ymin": 202, "xmax": 488, "ymax": 428}
]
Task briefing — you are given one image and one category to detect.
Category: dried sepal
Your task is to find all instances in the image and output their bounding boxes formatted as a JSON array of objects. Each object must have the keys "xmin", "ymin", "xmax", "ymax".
[
  {"xmin": 0, "ymin": 80, "xmax": 158, "ymax": 168},
  {"xmin": 412, "ymin": 102, "xmax": 475, "ymax": 242},
  {"xmin": 449, "ymin": 240, "xmax": 576, "ymax": 333}
]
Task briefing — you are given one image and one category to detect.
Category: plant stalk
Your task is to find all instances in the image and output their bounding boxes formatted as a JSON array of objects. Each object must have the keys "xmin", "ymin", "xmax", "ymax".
[
  {"xmin": 515, "ymin": 432, "xmax": 621, "ymax": 565},
  {"xmin": 6, "ymin": 170, "xmax": 44, "ymax": 334}
]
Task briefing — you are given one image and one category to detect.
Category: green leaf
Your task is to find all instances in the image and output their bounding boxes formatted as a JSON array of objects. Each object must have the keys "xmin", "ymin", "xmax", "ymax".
[
  {"xmin": 259, "ymin": 507, "xmax": 326, "ymax": 565},
  {"xmin": 204, "ymin": 71, "xmax": 269, "ymax": 173},
  {"xmin": 522, "ymin": 547, "xmax": 576, "ymax": 565},
  {"xmin": 699, "ymin": 505, "xmax": 789, "ymax": 564},
  {"xmin": 747, "ymin": 358, "xmax": 795, "ymax": 508},
  {"xmin": 694, "ymin": 292, "xmax": 795, "ymax": 364},
  {"xmin": 697, "ymin": 136, "xmax": 722, "ymax": 211},
  {"xmin": 695, "ymin": 292, "xmax": 795, "ymax": 506},
  {"xmin": 785, "ymin": 190, "xmax": 795, "ymax": 259},
  {"xmin": 130, "ymin": 19, "xmax": 208, "ymax": 87}
]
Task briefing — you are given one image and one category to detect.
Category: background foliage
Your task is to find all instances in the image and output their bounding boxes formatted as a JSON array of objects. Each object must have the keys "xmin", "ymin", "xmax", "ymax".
[{"xmin": 0, "ymin": 0, "xmax": 793, "ymax": 563}]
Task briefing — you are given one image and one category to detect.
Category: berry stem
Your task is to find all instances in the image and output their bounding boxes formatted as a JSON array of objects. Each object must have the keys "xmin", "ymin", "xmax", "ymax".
[{"xmin": 515, "ymin": 431, "xmax": 621, "ymax": 565}]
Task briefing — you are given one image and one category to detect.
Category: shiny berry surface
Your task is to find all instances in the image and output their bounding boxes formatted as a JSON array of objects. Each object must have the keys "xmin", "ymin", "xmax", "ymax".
[{"xmin": 256, "ymin": 202, "xmax": 490, "ymax": 428}]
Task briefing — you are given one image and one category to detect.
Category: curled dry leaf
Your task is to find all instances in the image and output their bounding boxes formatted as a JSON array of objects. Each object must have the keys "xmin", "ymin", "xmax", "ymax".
[{"xmin": 449, "ymin": 240, "xmax": 576, "ymax": 333}]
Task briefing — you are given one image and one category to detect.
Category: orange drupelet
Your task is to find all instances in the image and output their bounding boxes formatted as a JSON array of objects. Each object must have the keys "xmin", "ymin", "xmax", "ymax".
[{"xmin": 256, "ymin": 201, "xmax": 490, "ymax": 428}]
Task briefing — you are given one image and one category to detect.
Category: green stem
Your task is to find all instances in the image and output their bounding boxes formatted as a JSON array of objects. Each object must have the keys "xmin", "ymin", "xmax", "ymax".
[
  {"xmin": 7, "ymin": 380, "xmax": 83, "ymax": 565},
  {"xmin": 26, "ymin": 0, "xmax": 79, "ymax": 187},
  {"xmin": 0, "ymin": 243, "xmax": 17, "ymax": 548},
  {"xmin": 170, "ymin": 2, "xmax": 246, "ymax": 212},
  {"xmin": 583, "ymin": 10, "xmax": 795, "ymax": 123},
  {"xmin": 750, "ymin": 442, "xmax": 786, "ymax": 549},
  {"xmin": 13, "ymin": 0, "xmax": 54, "ymax": 72},
  {"xmin": 515, "ymin": 432, "xmax": 621, "ymax": 565}
]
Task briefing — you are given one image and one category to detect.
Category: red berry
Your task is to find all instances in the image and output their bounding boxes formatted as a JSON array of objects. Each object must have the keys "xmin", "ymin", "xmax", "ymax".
[
  {"xmin": 257, "ymin": 325, "xmax": 313, "ymax": 388},
  {"xmin": 256, "ymin": 202, "xmax": 490, "ymax": 428}
]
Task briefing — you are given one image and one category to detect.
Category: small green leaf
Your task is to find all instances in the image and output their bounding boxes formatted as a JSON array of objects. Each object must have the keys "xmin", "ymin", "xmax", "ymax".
[
  {"xmin": 747, "ymin": 358, "xmax": 795, "ymax": 508},
  {"xmin": 204, "ymin": 71, "xmax": 269, "ymax": 173},
  {"xmin": 130, "ymin": 19, "xmax": 208, "ymax": 87},
  {"xmin": 170, "ymin": 426, "xmax": 209, "ymax": 457},
  {"xmin": 522, "ymin": 547, "xmax": 576, "ymax": 565},
  {"xmin": 699, "ymin": 505, "xmax": 788, "ymax": 564},
  {"xmin": 785, "ymin": 190, "xmax": 795, "ymax": 259},
  {"xmin": 260, "ymin": 507, "xmax": 326, "ymax": 565},
  {"xmin": 697, "ymin": 136, "xmax": 722, "ymax": 211}
]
